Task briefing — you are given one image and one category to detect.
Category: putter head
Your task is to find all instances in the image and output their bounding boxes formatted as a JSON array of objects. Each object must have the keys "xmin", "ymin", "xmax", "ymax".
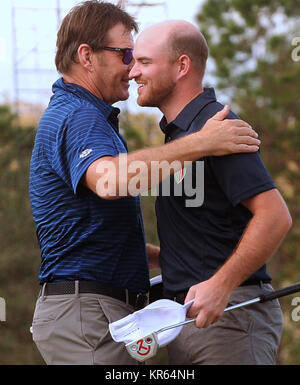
[{"xmin": 125, "ymin": 332, "xmax": 159, "ymax": 362}]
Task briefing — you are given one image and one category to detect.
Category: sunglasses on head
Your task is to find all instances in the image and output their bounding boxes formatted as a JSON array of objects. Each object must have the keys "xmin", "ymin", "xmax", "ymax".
[{"xmin": 97, "ymin": 46, "xmax": 134, "ymax": 65}]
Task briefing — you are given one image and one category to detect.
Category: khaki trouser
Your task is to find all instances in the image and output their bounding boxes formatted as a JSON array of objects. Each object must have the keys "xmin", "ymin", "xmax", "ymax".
[
  {"xmin": 167, "ymin": 283, "xmax": 283, "ymax": 365},
  {"xmin": 31, "ymin": 288, "xmax": 139, "ymax": 365}
]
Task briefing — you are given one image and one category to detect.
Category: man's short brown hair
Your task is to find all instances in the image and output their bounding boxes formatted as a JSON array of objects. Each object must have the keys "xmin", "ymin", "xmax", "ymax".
[
  {"xmin": 168, "ymin": 27, "xmax": 209, "ymax": 79},
  {"xmin": 55, "ymin": 0, "xmax": 138, "ymax": 74}
]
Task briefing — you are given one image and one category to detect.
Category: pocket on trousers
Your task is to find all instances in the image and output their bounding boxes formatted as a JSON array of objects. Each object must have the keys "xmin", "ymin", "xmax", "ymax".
[
  {"xmin": 31, "ymin": 298, "xmax": 57, "ymax": 342},
  {"xmin": 79, "ymin": 296, "xmax": 109, "ymax": 349},
  {"xmin": 31, "ymin": 320, "xmax": 56, "ymax": 342}
]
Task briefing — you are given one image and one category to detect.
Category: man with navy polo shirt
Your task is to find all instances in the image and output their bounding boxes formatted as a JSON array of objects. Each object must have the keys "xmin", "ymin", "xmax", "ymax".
[
  {"xmin": 129, "ymin": 20, "xmax": 292, "ymax": 364},
  {"xmin": 29, "ymin": 2, "xmax": 260, "ymax": 365}
]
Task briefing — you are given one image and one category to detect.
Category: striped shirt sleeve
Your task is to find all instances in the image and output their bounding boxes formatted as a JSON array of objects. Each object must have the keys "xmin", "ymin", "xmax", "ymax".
[{"xmin": 51, "ymin": 107, "xmax": 118, "ymax": 195}]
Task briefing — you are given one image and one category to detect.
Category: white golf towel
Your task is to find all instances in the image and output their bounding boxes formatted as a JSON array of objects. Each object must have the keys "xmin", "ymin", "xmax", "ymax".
[{"xmin": 109, "ymin": 298, "xmax": 193, "ymax": 347}]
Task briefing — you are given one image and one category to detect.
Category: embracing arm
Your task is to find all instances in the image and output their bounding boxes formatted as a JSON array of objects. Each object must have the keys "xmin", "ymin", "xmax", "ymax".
[
  {"xmin": 84, "ymin": 106, "xmax": 260, "ymax": 198},
  {"xmin": 185, "ymin": 188, "xmax": 292, "ymax": 327},
  {"xmin": 146, "ymin": 243, "xmax": 160, "ymax": 270}
]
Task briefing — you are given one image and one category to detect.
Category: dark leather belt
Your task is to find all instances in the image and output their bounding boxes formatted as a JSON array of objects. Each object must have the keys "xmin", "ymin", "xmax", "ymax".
[
  {"xmin": 171, "ymin": 290, "xmax": 189, "ymax": 305},
  {"xmin": 39, "ymin": 281, "xmax": 148, "ymax": 310},
  {"xmin": 168, "ymin": 280, "xmax": 271, "ymax": 305}
]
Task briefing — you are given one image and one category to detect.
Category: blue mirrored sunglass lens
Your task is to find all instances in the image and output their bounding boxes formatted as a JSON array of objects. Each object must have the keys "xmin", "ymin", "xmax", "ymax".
[{"xmin": 123, "ymin": 50, "xmax": 133, "ymax": 64}]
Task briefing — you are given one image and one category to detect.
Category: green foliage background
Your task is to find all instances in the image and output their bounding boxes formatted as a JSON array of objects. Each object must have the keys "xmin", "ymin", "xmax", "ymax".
[
  {"xmin": 196, "ymin": 0, "xmax": 300, "ymax": 364},
  {"xmin": 0, "ymin": 0, "xmax": 299, "ymax": 365}
]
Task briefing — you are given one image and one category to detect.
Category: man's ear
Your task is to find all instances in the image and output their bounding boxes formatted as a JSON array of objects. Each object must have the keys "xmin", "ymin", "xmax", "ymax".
[
  {"xmin": 77, "ymin": 44, "xmax": 94, "ymax": 72},
  {"xmin": 176, "ymin": 54, "xmax": 191, "ymax": 80}
]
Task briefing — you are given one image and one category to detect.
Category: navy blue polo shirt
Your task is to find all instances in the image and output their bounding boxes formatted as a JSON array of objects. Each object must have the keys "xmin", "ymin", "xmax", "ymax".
[
  {"xmin": 29, "ymin": 78, "xmax": 149, "ymax": 293},
  {"xmin": 155, "ymin": 88, "xmax": 275, "ymax": 295}
]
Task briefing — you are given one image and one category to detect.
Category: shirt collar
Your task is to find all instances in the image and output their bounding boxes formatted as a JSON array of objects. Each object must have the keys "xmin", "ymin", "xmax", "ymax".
[
  {"xmin": 159, "ymin": 88, "xmax": 217, "ymax": 134},
  {"xmin": 52, "ymin": 77, "xmax": 120, "ymax": 122}
]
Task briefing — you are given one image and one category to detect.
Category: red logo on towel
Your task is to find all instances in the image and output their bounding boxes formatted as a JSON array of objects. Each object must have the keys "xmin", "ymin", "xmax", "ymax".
[{"xmin": 136, "ymin": 339, "xmax": 151, "ymax": 356}]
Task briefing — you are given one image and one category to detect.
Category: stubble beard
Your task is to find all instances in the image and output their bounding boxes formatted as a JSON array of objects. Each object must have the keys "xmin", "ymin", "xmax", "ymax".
[{"xmin": 137, "ymin": 77, "xmax": 176, "ymax": 108}]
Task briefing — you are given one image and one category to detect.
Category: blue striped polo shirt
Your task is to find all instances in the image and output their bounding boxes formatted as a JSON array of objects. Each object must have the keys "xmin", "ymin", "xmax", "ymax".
[{"xmin": 29, "ymin": 78, "xmax": 149, "ymax": 293}]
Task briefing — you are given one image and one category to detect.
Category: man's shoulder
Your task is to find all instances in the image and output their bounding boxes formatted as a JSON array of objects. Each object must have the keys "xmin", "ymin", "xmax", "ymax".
[
  {"xmin": 40, "ymin": 94, "xmax": 106, "ymax": 131},
  {"xmin": 50, "ymin": 91, "xmax": 103, "ymax": 116},
  {"xmin": 186, "ymin": 100, "xmax": 238, "ymax": 135},
  {"xmin": 201, "ymin": 99, "xmax": 240, "ymax": 120},
  {"xmin": 50, "ymin": 78, "xmax": 104, "ymax": 114}
]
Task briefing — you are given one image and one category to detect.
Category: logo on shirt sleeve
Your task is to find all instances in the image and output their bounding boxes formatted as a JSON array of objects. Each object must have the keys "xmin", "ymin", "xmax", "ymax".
[
  {"xmin": 79, "ymin": 148, "xmax": 93, "ymax": 159},
  {"xmin": 174, "ymin": 167, "xmax": 187, "ymax": 184}
]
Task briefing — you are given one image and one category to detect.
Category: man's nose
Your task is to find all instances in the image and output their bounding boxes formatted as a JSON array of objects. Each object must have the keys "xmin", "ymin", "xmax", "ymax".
[{"xmin": 128, "ymin": 60, "xmax": 139, "ymax": 80}]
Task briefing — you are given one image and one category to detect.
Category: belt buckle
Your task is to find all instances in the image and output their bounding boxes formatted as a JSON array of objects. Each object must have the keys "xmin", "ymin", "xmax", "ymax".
[{"xmin": 135, "ymin": 293, "xmax": 147, "ymax": 310}]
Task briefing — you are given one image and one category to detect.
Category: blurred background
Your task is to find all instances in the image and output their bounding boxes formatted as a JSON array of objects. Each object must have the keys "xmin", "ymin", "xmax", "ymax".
[{"xmin": 0, "ymin": 0, "xmax": 299, "ymax": 365}]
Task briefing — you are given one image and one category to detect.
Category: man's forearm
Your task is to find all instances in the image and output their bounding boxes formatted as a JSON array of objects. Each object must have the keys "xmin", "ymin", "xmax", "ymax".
[
  {"xmin": 211, "ymin": 190, "xmax": 293, "ymax": 292},
  {"xmin": 102, "ymin": 133, "xmax": 205, "ymax": 197},
  {"xmin": 146, "ymin": 243, "xmax": 160, "ymax": 270},
  {"xmin": 86, "ymin": 110, "xmax": 260, "ymax": 198},
  {"xmin": 212, "ymin": 214, "xmax": 287, "ymax": 292},
  {"xmin": 86, "ymin": 135, "xmax": 198, "ymax": 198},
  {"xmin": 185, "ymin": 189, "xmax": 292, "ymax": 327}
]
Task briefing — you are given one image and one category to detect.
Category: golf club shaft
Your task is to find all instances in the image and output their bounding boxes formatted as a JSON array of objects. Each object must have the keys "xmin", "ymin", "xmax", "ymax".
[
  {"xmin": 156, "ymin": 282, "xmax": 300, "ymax": 334},
  {"xmin": 156, "ymin": 297, "xmax": 260, "ymax": 333}
]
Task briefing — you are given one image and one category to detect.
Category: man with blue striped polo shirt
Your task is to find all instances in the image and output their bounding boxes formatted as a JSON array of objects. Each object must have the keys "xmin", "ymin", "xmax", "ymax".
[{"xmin": 29, "ymin": 1, "xmax": 260, "ymax": 365}]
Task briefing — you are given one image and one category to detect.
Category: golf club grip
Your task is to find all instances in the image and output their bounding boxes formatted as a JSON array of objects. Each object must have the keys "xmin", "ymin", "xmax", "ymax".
[{"xmin": 259, "ymin": 282, "xmax": 300, "ymax": 303}]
